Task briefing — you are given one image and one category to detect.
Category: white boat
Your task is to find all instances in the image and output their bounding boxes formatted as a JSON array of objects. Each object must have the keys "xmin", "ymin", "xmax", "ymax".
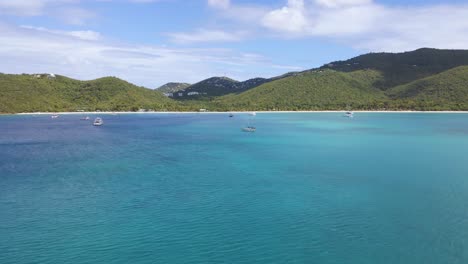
[
  {"xmin": 51, "ymin": 114, "xmax": 59, "ymax": 119},
  {"xmin": 242, "ymin": 114, "xmax": 256, "ymax": 132},
  {"xmin": 242, "ymin": 126, "xmax": 256, "ymax": 132},
  {"xmin": 93, "ymin": 117, "xmax": 103, "ymax": 126},
  {"xmin": 248, "ymin": 112, "xmax": 256, "ymax": 116},
  {"xmin": 344, "ymin": 111, "xmax": 354, "ymax": 118},
  {"xmin": 229, "ymin": 113, "xmax": 234, "ymax": 118},
  {"xmin": 80, "ymin": 116, "xmax": 90, "ymax": 120}
]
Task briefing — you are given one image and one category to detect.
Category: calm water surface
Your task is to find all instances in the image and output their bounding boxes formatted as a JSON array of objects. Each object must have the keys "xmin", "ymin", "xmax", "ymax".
[{"xmin": 1, "ymin": 113, "xmax": 468, "ymax": 264}]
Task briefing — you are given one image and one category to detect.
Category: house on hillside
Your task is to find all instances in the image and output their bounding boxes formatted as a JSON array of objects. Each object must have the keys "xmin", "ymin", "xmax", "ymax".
[
  {"xmin": 47, "ymin": 73, "xmax": 56, "ymax": 79},
  {"xmin": 164, "ymin": 93, "xmax": 173, "ymax": 97},
  {"xmin": 187, "ymin": 92, "xmax": 199, "ymax": 96}
]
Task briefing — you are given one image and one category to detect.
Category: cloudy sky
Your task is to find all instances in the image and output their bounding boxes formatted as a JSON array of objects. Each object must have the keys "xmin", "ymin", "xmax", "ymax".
[{"xmin": 1, "ymin": 0, "xmax": 467, "ymax": 87}]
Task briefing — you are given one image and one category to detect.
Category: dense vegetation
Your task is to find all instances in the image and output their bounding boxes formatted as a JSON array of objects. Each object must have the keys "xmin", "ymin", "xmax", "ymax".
[
  {"xmin": 0, "ymin": 74, "xmax": 175, "ymax": 113},
  {"xmin": 2, "ymin": 48, "xmax": 468, "ymax": 113},
  {"xmin": 212, "ymin": 69, "xmax": 388, "ymax": 111},
  {"xmin": 386, "ymin": 66, "xmax": 468, "ymax": 110},
  {"xmin": 171, "ymin": 77, "xmax": 271, "ymax": 99},
  {"xmin": 321, "ymin": 48, "xmax": 468, "ymax": 90},
  {"xmin": 205, "ymin": 48, "xmax": 468, "ymax": 111},
  {"xmin": 156, "ymin": 82, "xmax": 191, "ymax": 93}
]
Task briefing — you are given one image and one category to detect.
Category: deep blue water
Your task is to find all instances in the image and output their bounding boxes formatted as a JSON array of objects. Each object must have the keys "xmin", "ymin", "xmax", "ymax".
[{"xmin": 1, "ymin": 113, "xmax": 468, "ymax": 264}]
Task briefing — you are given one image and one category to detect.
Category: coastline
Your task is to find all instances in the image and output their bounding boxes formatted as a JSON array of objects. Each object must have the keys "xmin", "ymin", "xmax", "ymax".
[{"xmin": 11, "ymin": 110, "xmax": 468, "ymax": 115}]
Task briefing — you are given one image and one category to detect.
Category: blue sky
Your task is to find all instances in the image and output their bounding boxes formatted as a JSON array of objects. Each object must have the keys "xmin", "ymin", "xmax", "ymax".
[{"xmin": 1, "ymin": 0, "xmax": 468, "ymax": 87}]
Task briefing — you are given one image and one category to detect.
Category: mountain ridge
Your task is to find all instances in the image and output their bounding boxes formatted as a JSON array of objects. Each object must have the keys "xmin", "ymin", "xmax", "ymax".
[
  {"xmin": 2, "ymin": 48, "xmax": 468, "ymax": 113},
  {"xmin": 156, "ymin": 82, "xmax": 191, "ymax": 94}
]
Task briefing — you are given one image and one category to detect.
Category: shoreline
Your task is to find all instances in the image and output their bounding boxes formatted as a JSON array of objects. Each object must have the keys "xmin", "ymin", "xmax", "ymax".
[{"xmin": 11, "ymin": 110, "xmax": 468, "ymax": 115}]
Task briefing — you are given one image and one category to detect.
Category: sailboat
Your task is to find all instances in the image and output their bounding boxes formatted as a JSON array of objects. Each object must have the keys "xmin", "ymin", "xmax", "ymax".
[
  {"xmin": 242, "ymin": 126, "xmax": 256, "ymax": 132},
  {"xmin": 242, "ymin": 113, "xmax": 256, "ymax": 132},
  {"xmin": 93, "ymin": 117, "xmax": 103, "ymax": 126},
  {"xmin": 344, "ymin": 105, "xmax": 354, "ymax": 118}
]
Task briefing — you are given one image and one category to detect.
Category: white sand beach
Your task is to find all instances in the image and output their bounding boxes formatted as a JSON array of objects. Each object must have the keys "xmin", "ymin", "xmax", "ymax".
[{"xmin": 14, "ymin": 110, "xmax": 468, "ymax": 115}]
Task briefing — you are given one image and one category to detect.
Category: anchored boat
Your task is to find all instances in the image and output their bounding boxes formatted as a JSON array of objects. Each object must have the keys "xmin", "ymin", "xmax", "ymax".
[
  {"xmin": 242, "ymin": 126, "xmax": 256, "ymax": 132},
  {"xmin": 344, "ymin": 111, "xmax": 354, "ymax": 118},
  {"xmin": 93, "ymin": 117, "xmax": 103, "ymax": 126}
]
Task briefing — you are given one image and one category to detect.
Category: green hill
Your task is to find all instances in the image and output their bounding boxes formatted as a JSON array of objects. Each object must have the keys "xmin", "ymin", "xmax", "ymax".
[
  {"xmin": 386, "ymin": 66, "xmax": 468, "ymax": 110},
  {"xmin": 321, "ymin": 48, "xmax": 468, "ymax": 90},
  {"xmin": 3, "ymin": 48, "xmax": 468, "ymax": 113},
  {"xmin": 0, "ymin": 74, "xmax": 175, "ymax": 113},
  {"xmin": 213, "ymin": 69, "xmax": 388, "ymax": 111},
  {"xmin": 206, "ymin": 48, "xmax": 468, "ymax": 111}
]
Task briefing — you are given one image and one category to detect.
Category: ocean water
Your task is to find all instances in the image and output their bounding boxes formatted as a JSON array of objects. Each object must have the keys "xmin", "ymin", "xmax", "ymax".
[{"xmin": 1, "ymin": 113, "xmax": 468, "ymax": 264}]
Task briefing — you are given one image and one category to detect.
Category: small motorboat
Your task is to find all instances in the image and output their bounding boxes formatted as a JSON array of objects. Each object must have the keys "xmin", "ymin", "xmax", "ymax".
[
  {"xmin": 242, "ymin": 126, "xmax": 256, "ymax": 132},
  {"xmin": 80, "ymin": 116, "xmax": 90, "ymax": 120},
  {"xmin": 51, "ymin": 114, "xmax": 59, "ymax": 119},
  {"xmin": 93, "ymin": 117, "xmax": 103, "ymax": 126},
  {"xmin": 344, "ymin": 111, "xmax": 354, "ymax": 118},
  {"xmin": 248, "ymin": 112, "xmax": 256, "ymax": 116},
  {"xmin": 229, "ymin": 113, "xmax": 234, "ymax": 117}
]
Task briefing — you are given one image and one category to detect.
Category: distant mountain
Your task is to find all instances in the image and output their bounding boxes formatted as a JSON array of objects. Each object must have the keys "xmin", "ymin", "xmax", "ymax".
[
  {"xmin": 209, "ymin": 48, "xmax": 468, "ymax": 111},
  {"xmin": 156, "ymin": 82, "xmax": 191, "ymax": 93},
  {"xmin": 3, "ymin": 48, "xmax": 468, "ymax": 113},
  {"xmin": 172, "ymin": 76, "xmax": 271, "ymax": 99},
  {"xmin": 171, "ymin": 48, "xmax": 468, "ymax": 103},
  {"xmin": 318, "ymin": 48, "xmax": 468, "ymax": 90},
  {"xmin": 0, "ymin": 74, "xmax": 175, "ymax": 113}
]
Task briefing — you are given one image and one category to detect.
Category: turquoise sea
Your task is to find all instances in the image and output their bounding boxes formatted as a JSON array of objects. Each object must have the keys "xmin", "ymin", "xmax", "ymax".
[{"xmin": 1, "ymin": 113, "xmax": 468, "ymax": 264}]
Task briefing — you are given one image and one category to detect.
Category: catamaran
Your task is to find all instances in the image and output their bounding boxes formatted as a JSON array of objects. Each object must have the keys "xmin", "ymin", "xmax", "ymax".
[{"xmin": 93, "ymin": 117, "xmax": 103, "ymax": 126}]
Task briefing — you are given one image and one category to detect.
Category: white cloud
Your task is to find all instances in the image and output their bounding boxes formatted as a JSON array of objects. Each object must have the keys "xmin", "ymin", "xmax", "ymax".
[
  {"xmin": 0, "ymin": 0, "xmax": 46, "ymax": 16},
  {"xmin": 53, "ymin": 6, "xmax": 95, "ymax": 25},
  {"xmin": 21, "ymin": 25, "xmax": 101, "ymax": 40},
  {"xmin": 208, "ymin": 0, "xmax": 230, "ymax": 9},
  {"xmin": 167, "ymin": 29, "xmax": 246, "ymax": 44},
  {"xmin": 0, "ymin": 0, "xmax": 77, "ymax": 16},
  {"xmin": 0, "ymin": 23, "xmax": 295, "ymax": 87},
  {"xmin": 207, "ymin": 0, "xmax": 268, "ymax": 24},
  {"xmin": 209, "ymin": 0, "xmax": 468, "ymax": 52},
  {"xmin": 357, "ymin": 4, "xmax": 468, "ymax": 52},
  {"xmin": 310, "ymin": 3, "xmax": 384, "ymax": 36},
  {"xmin": 67, "ymin": 30, "xmax": 101, "ymax": 41},
  {"xmin": 262, "ymin": 0, "xmax": 308, "ymax": 34},
  {"xmin": 314, "ymin": 0, "xmax": 372, "ymax": 8},
  {"xmin": 0, "ymin": 0, "xmax": 95, "ymax": 25}
]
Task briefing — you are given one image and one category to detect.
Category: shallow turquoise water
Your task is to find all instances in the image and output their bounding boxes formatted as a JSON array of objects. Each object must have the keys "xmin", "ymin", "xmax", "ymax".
[{"xmin": 1, "ymin": 113, "xmax": 468, "ymax": 264}]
